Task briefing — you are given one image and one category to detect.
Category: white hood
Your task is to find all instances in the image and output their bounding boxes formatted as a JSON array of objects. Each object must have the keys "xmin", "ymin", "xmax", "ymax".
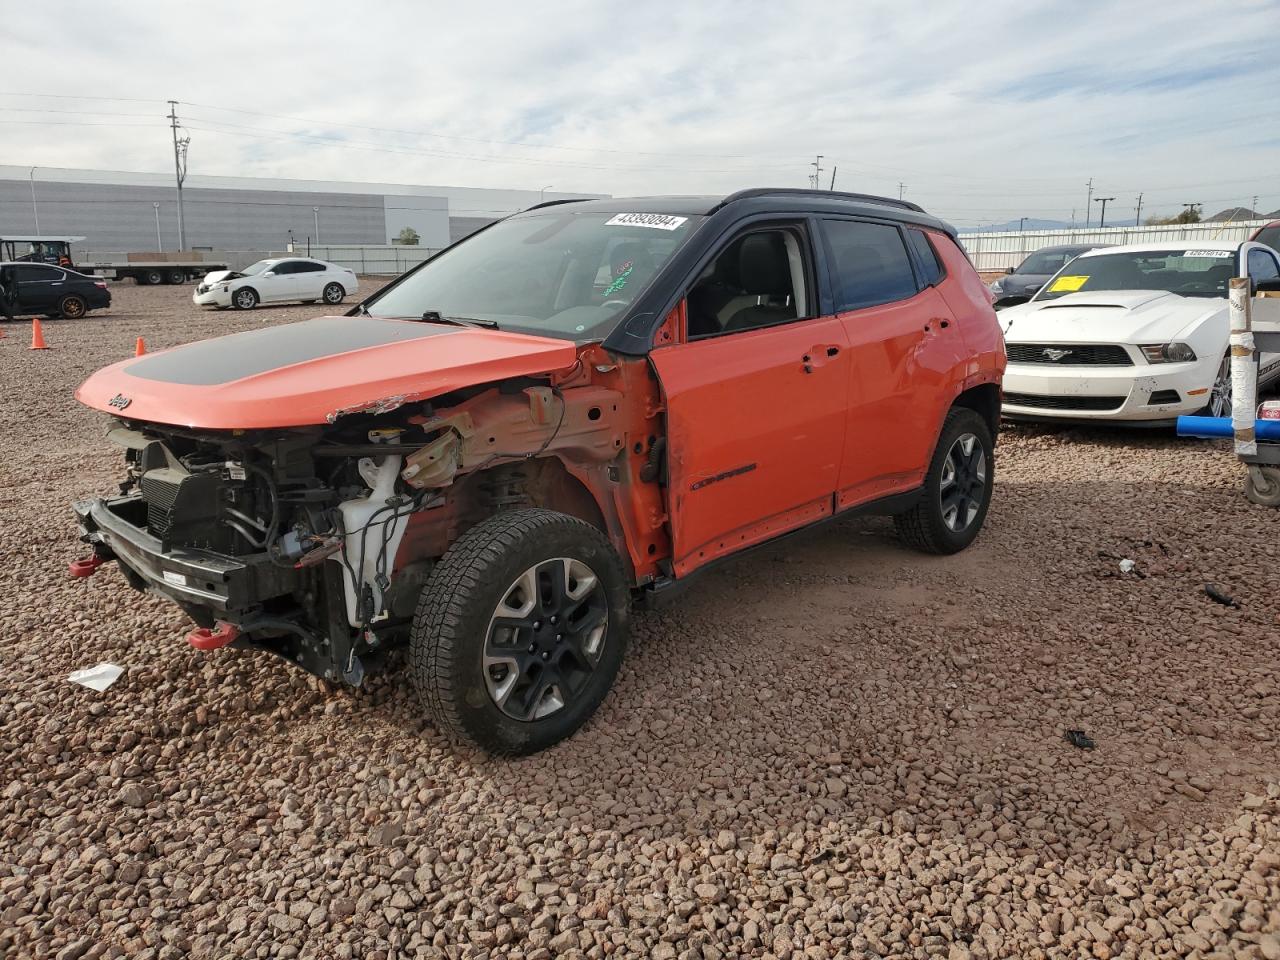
[
  {"xmin": 201, "ymin": 269, "xmax": 234, "ymax": 284},
  {"xmin": 1000, "ymin": 290, "xmax": 1224, "ymax": 344}
]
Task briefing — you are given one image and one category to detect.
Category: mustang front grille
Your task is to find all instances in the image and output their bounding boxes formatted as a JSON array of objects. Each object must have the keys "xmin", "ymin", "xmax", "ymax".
[{"xmin": 1005, "ymin": 343, "xmax": 1132, "ymax": 366}]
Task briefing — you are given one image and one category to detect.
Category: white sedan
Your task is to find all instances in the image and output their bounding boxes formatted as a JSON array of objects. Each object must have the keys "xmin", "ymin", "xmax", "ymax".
[
  {"xmin": 193, "ymin": 258, "xmax": 358, "ymax": 310},
  {"xmin": 1000, "ymin": 241, "xmax": 1280, "ymax": 424}
]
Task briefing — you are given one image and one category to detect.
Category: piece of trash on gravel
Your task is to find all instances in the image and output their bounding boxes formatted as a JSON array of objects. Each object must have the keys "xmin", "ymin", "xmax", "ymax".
[
  {"xmin": 1204, "ymin": 583, "xmax": 1240, "ymax": 608},
  {"xmin": 1065, "ymin": 729, "xmax": 1095, "ymax": 750},
  {"xmin": 1118, "ymin": 559, "xmax": 1136, "ymax": 573},
  {"xmin": 67, "ymin": 663, "xmax": 124, "ymax": 691}
]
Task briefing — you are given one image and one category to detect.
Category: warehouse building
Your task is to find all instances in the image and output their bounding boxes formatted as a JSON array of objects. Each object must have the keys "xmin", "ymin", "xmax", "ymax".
[{"xmin": 0, "ymin": 165, "xmax": 606, "ymax": 253}]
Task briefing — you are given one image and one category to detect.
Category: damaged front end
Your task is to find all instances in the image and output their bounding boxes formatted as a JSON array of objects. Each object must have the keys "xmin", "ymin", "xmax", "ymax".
[{"xmin": 72, "ymin": 352, "xmax": 670, "ymax": 685}]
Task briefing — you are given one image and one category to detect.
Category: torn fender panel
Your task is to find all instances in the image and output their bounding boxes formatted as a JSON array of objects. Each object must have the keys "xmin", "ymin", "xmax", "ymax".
[{"xmin": 75, "ymin": 316, "xmax": 579, "ymax": 430}]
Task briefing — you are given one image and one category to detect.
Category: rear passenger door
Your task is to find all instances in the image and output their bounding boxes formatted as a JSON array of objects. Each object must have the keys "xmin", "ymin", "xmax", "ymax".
[
  {"xmin": 15, "ymin": 264, "xmax": 65, "ymax": 313},
  {"xmin": 818, "ymin": 219, "xmax": 964, "ymax": 508},
  {"xmin": 293, "ymin": 260, "xmax": 328, "ymax": 300}
]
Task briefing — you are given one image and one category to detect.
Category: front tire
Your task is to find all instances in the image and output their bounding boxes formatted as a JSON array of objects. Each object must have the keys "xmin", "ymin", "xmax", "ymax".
[
  {"xmin": 322, "ymin": 282, "xmax": 345, "ymax": 305},
  {"xmin": 1198, "ymin": 353, "xmax": 1231, "ymax": 418},
  {"xmin": 410, "ymin": 508, "xmax": 629, "ymax": 755},
  {"xmin": 894, "ymin": 407, "xmax": 994, "ymax": 554},
  {"xmin": 232, "ymin": 287, "xmax": 259, "ymax": 310}
]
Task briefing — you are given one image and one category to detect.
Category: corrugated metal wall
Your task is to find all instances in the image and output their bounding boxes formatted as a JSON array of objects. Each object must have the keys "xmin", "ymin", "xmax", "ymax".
[{"xmin": 961, "ymin": 220, "xmax": 1270, "ymax": 270}]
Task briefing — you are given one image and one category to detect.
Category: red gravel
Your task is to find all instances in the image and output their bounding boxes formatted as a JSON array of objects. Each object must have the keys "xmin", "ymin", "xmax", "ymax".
[{"xmin": 1, "ymin": 282, "xmax": 1278, "ymax": 959}]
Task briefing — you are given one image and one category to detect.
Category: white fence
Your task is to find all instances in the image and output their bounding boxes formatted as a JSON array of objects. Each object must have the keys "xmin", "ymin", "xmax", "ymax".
[
  {"xmin": 961, "ymin": 219, "xmax": 1271, "ymax": 271},
  {"xmin": 77, "ymin": 244, "xmax": 442, "ymax": 276}
]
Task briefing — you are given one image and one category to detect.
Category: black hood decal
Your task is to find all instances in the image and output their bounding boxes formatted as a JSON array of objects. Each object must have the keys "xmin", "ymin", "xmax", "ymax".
[{"xmin": 124, "ymin": 316, "xmax": 455, "ymax": 386}]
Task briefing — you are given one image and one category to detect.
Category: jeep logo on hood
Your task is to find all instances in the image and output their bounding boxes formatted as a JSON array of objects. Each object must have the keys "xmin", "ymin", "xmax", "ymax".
[{"xmin": 107, "ymin": 393, "xmax": 131, "ymax": 410}]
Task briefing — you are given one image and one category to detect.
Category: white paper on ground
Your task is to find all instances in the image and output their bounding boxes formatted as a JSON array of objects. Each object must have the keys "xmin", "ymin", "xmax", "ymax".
[{"xmin": 67, "ymin": 662, "xmax": 124, "ymax": 692}]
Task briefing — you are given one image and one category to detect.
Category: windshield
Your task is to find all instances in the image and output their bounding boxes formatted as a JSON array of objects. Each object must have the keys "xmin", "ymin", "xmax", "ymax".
[
  {"xmin": 364, "ymin": 210, "xmax": 704, "ymax": 340},
  {"xmin": 241, "ymin": 260, "xmax": 274, "ymax": 275},
  {"xmin": 1016, "ymin": 248, "xmax": 1087, "ymax": 275},
  {"xmin": 1034, "ymin": 248, "xmax": 1237, "ymax": 301}
]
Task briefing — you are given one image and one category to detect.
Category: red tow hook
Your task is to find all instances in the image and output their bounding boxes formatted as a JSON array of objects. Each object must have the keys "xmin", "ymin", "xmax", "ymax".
[
  {"xmin": 186, "ymin": 621, "xmax": 241, "ymax": 651},
  {"xmin": 68, "ymin": 554, "xmax": 108, "ymax": 578}
]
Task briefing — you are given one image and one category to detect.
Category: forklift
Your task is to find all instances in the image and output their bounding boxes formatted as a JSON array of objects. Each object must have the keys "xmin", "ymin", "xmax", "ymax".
[{"xmin": 0, "ymin": 236, "xmax": 84, "ymax": 269}]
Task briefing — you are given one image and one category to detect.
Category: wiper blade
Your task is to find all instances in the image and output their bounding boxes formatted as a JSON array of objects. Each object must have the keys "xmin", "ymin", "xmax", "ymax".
[{"xmin": 421, "ymin": 310, "xmax": 499, "ymax": 329}]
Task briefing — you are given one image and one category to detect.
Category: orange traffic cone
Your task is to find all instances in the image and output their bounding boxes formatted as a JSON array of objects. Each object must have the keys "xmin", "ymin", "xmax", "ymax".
[
  {"xmin": 30, "ymin": 318, "xmax": 49, "ymax": 350},
  {"xmin": 135, "ymin": 336, "xmax": 146, "ymax": 357}
]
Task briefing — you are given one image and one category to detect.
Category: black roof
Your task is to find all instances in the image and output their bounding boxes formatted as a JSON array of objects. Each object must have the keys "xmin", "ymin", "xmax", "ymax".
[{"xmin": 520, "ymin": 188, "xmax": 954, "ymax": 236}]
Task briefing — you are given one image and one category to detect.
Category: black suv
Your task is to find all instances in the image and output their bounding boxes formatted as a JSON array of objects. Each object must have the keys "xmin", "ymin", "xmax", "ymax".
[{"xmin": 0, "ymin": 262, "xmax": 111, "ymax": 320}]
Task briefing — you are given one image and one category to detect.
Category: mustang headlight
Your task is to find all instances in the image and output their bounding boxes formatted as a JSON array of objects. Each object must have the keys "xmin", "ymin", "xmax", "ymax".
[{"xmin": 1140, "ymin": 342, "xmax": 1197, "ymax": 364}]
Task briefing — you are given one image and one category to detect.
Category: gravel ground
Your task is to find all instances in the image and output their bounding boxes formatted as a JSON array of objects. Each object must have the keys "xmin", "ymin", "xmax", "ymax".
[{"xmin": 2, "ymin": 282, "xmax": 1279, "ymax": 960}]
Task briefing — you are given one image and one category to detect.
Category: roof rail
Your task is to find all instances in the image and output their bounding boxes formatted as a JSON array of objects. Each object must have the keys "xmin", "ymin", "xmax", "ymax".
[
  {"xmin": 523, "ymin": 197, "xmax": 591, "ymax": 212},
  {"xmin": 713, "ymin": 188, "xmax": 925, "ymax": 215}
]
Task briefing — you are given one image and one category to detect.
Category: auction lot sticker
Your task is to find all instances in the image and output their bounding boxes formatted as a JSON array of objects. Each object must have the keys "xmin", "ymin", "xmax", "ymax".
[
  {"xmin": 605, "ymin": 213, "xmax": 689, "ymax": 230},
  {"xmin": 1182, "ymin": 250, "xmax": 1232, "ymax": 258},
  {"xmin": 1049, "ymin": 275, "xmax": 1090, "ymax": 292}
]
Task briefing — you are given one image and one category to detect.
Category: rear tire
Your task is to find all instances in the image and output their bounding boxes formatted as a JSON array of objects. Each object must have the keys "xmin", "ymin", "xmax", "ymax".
[
  {"xmin": 894, "ymin": 407, "xmax": 994, "ymax": 554},
  {"xmin": 232, "ymin": 287, "xmax": 259, "ymax": 310},
  {"xmin": 323, "ymin": 282, "xmax": 345, "ymax": 305},
  {"xmin": 142, "ymin": 269, "xmax": 163, "ymax": 286},
  {"xmin": 166, "ymin": 269, "xmax": 186, "ymax": 285},
  {"xmin": 58, "ymin": 295, "xmax": 87, "ymax": 319},
  {"xmin": 410, "ymin": 508, "xmax": 629, "ymax": 755}
]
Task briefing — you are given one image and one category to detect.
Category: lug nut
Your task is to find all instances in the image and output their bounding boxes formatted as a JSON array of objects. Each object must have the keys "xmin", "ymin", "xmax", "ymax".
[
  {"xmin": 556, "ymin": 634, "xmax": 562, "ymax": 641},
  {"xmin": 550, "ymin": 615, "xmax": 558, "ymax": 624},
  {"xmin": 527, "ymin": 643, "xmax": 536, "ymax": 653},
  {"xmin": 541, "ymin": 652, "xmax": 549, "ymax": 660}
]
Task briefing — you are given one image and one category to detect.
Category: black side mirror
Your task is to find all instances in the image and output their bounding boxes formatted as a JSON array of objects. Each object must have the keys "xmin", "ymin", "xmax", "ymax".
[{"xmin": 1005, "ymin": 266, "xmax": 1015, "ymax": 274}]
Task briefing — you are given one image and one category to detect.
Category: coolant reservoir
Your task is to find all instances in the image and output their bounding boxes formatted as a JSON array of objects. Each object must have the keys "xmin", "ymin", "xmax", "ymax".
[{"xmin": 331, "ymin": 455, "xmax": 410, "ymax": 628}]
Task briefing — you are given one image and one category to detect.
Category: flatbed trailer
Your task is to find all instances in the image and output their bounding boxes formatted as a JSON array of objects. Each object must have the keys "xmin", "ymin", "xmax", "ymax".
[{"xmin": 86, "ymin": 253, "xmax": 229, "ymax": 286}]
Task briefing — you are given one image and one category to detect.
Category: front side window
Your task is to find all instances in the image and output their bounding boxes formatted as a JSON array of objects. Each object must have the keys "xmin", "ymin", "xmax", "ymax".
[
  {"xmin": 1255, "ymin": 226, "xmax": 1280, "ymax": 254},
  {"xmin": 365, "ymin": 210, "xmax": 704, "ymax": 341},
  {"xmin": 685, "ymin": 227, "xmax": 810, "ymax": 338},
  {"xmin": 822, "ymin": 219, "xmax": 919, "ymax": 312},
  {"xmin": 1035, "ymin": 249, "xmax": 1237, "ymax": 301},
  {"xmin": 1016, "ymin": 248, "xmax": 1085, "ymax": 275}
]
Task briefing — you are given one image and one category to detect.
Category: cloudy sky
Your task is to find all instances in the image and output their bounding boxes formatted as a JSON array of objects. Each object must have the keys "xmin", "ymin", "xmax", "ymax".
[{"xmin": 2, "ymin": 0, "xmax": 1278, "ymax": 226}]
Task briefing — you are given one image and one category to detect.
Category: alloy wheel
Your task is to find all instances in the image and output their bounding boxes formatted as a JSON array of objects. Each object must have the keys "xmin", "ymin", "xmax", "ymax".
[
  {"xmin": 483, "ymin": 558, "xmax": 609, "ymax": 722},
  {"xmin": 235, "ymin": 289, "xmax": 256, "ymax": 309},
  {"xmin": 939, "ymin": 433, "xmax": 987, "ymax": 533},
  {"xmin": 1207, "ymin": 355, "xmax": 1231, "ymax": 418},
  {"xmin": 324, "ymin": 283, "xmax": 344, "ymax": 304}
]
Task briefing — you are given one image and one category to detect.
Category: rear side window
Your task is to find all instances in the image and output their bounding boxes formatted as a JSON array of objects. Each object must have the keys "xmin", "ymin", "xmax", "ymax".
[
  {"xmin": 821, "ymin": 220, "xmax": 918, "ymax": 311},
  {"xmin": 906, "ymin": 229, "xmax": 944, "ymax": 286},
  {"xmin": 16, "ymin": 265, "xmax": 61, "ymax": 281},
  {"xmin": 296, "ymin": 261, "xmax": 326, "ymax": 273},
  {"xmin": 1248, "ymin": 247, "xmax": 1280, "ymax": 282}
]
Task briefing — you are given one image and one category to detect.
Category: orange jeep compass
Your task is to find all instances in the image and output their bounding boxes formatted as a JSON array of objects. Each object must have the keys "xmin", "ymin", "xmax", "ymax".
[{"xmin": 72, "ymin": 189, "xmax": 1005, "ymax": 754}]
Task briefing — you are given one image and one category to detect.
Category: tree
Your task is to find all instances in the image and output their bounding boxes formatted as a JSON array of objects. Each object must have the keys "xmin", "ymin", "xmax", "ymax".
[
  {"xmin": 1145, "ymin": 207, "xmax": 1201, "ymax": 226},
  {"xmin": 395, "ymin": 227, "xmax": 420, "ymax": 246}
]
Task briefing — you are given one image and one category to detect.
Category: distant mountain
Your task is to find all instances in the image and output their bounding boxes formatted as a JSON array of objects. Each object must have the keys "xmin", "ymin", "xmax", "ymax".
[
  {"xmin": 959, "ymin": 218, "xmax": 1074, "ymax": 233},
  {"xmin": 1205, "ymin": 207, "xmax": 1259, "ymax": 222}
]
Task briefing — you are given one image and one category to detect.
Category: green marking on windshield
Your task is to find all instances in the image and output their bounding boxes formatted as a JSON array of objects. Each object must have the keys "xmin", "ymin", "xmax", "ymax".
[{"xmin": 604, "ymin": 265, "xmax": 634, "ymax": 297}]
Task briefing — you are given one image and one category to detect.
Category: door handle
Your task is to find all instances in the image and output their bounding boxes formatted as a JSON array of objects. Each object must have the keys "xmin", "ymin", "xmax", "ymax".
[{"xmin": 802, "ymin": 345, "xmax": 841, "ymax": 373}]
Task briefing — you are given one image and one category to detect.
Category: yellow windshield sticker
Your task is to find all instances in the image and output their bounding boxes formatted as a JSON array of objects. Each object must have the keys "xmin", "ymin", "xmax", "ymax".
[{"xmin": 1049, "ymin": 274, "xmax": 1089, "ymax": 292}]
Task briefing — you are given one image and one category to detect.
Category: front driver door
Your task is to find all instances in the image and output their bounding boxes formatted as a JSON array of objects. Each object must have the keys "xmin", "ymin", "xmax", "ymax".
[
  {"xmin": 259, "ymin": 261, "xmax": 299, "ymax": 302},
  {"xmin": 649, "ymin": 222, "xmax": 850, "ymax": 577}
]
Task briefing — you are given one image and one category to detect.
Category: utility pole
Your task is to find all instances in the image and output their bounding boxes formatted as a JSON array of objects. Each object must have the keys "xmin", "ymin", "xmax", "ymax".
[
  {"xmin": 1182, "ymin": 202, "xmax": 1201, "ymax": 222},
  {"xmin": 1071, "ymin": 208, "xmax": 1076, "ymax": 229},
  {"xmin": 1084, "ymin": 177, "xmax": 1094, "ymax": 228},
  {"xmin": 1095, "ymin": 196, "xmax": 1116, "ymax": 229},
  {"xmin": 1134, "ymin": 193, "xmax": 1143, "ymax": 227},
  {"xmin": 28, "ymin": 166, "xmax": 40, "ymax": 235},
  {"xmin": 828, "ymin": 166, "xmax": 837, "ymax": 190},
  {"xmin": 1252, "ymin": 195, "xmax": 1260, "ymax": 216},
  {"xmin": 153, "ymin": 202, "xmax": 162, "ymax": 252},
  {"xmin": 168, "ymin": 100, "xmax": 190, "ymax": 251},
  {"xmin": 898, "ymin": 182, "xmax": 906, "ymax": 201},
  {"xmin": 810, "ymin": 155, "xmax": 823, "ymax": 189},
  {"xmin": 1019, "ymin": 217, "xmax": 1027, "ymax": 232}
]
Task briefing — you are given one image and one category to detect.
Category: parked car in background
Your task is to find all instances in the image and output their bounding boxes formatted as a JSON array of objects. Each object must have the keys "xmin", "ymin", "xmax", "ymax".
[
  {"xmin": 72, "ymin": 189, "xmax": 1003, "ymax": 755},
  {"xmin": 1252, "ymin": 220, "xmax": 1280, "ymax": 255},
  {"xmin": 989, "ymin": 244, "xmax": 1106, "ymax": 309},
  {"xmin": 999, "ymin": 241, "xmax": 1280, "ymax": 424},
  {"xmin": 0, "ymin": 261, "xmax": 111, "ymax": 319},
  {"xmin": 193, "ymin": 257, "xmax": 358, "ymax": 310}
]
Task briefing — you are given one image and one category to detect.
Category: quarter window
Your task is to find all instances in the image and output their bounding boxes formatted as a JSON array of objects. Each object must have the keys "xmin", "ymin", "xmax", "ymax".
[
  {"xmin": 822, "ymin": 220, "xmax": 919, "ymax": 311},
  {"xmin": 906, "ymin": 229, "xmax": 945, "ymax": 286}
]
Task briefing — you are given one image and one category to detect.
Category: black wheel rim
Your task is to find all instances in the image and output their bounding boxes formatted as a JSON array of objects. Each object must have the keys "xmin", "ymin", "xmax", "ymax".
[
  {"xmin": 64, "ymin": 299, "xmax": 84, "ymax": 318},
  {"xmin": 939, "ymin": 433, "xmax": 986, "ymax": 533},
  {"xmin": 483, "ymin": 557, "xmax": 608, "ymax": 722},
  {"xmin": 324, "ymin": 284, "xmax": 342, "ymax": 303}
]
